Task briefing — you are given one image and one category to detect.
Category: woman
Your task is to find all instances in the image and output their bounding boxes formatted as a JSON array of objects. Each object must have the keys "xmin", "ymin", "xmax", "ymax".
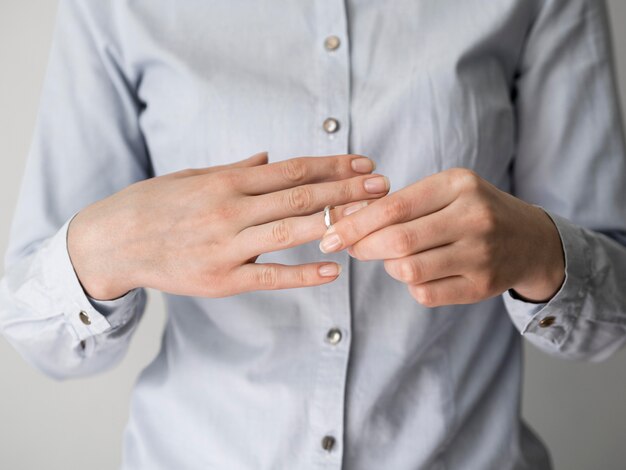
[{"xmin": 2, "ymin": 1, "xmax": 626, "ymax": 468}]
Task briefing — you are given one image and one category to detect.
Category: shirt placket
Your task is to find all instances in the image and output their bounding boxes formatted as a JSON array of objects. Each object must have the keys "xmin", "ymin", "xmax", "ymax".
[{"xmin": 311, "ymin": 0, "xmax": 353, "ymax": 468}]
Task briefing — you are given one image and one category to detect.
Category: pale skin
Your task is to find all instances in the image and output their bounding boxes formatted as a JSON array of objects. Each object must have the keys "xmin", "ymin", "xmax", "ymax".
[
  {"xmin": 319, "ymin": 167, "xmax": 566, "ymax": 306},
  {"xmin": 67, "ymin": 152, "xmax": 390, "ymax": 300},
  {"xmin": 69, "ymin": 154, "xmax": 565, "ymax": 306}
]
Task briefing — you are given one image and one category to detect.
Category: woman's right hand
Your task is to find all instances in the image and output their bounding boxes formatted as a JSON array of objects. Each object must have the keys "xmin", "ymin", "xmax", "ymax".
[{"xmin": 67, "ymin": 152, "xmax": 389, "ymax": 300}]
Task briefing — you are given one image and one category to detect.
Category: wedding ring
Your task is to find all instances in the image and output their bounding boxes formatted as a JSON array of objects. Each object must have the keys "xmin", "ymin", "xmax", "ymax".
[{"xmin": 323, "ymin": 205, "xmax": 333, "ymax": 229}]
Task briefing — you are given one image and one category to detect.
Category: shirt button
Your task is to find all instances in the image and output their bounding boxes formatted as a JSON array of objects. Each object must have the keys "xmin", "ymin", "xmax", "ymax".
[
  {"xmin": 324, "ymin": 35, "xmax": 341, "ymax": 51},
  {"xmin": 323, "ymin": 117, "xmax": 340, "ymax": 134},
  {"xmin": 326, "ymin": 328, "xmax": 342, "ymax": 345},
  {"xmin": 321, "ymin": 435, "xmax": 336, "ymax": 452},
  {"xmin": 538, "ymin": 316, "xmax": 556, "ymax": 328},
  {"xmin": 79, "ymin": 311, "xmax": 91, "ymax": 325}
]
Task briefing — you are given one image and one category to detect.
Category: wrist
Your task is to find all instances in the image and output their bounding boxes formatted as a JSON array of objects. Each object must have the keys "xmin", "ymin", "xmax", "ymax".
[
  {"xmin": 67, "ymin": 209, "xmax": 135, "ymax": 301},
  {"xmin": 510, "ymin": 206, "xmax": 565, "ymax": 303}
]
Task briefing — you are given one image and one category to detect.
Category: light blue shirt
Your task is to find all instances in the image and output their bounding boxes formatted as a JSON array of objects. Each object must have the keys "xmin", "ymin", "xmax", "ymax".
[{"xmin": 2, "ymin": 1, "xmax": 626, "ymax": 468}]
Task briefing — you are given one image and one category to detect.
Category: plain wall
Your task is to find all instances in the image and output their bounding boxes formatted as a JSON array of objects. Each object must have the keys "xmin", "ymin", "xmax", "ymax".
[{"xmin": 1, "ymin": 2, "xmax": 625, "ymax": 469}]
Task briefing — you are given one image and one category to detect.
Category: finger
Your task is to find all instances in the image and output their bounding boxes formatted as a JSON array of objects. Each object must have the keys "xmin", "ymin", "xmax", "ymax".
[
  {"xmin": 349, "ymin": 205, "xmax": 461, "ymax": 260},
  {"xmin": 235, "ymin": 202, "xmax": 369, "ymax": 259},
  {"xmin": 407, "ymin": 276, "xmax": 477, "ymax": 307},
  {"xmin": 235, "ymin": 262, "xmax": 342, "ymax": 292},
  {"xmin": 319, "ymin": 172, "xmax": 459, "ymax": 253},
  {"xmin": 383, "ymin": 244, "xmax": 466, "ymax": 285},
  {"xmin": 202, "ymin": 151, "xmax": 269, "ymax": 174},
  {"xmin": 228, "ymin": 154, "xmax": 377, "ymax": 194},
  {"xmin": 243, "ymin": 174, "xmax": 389, "ymax": 226}
]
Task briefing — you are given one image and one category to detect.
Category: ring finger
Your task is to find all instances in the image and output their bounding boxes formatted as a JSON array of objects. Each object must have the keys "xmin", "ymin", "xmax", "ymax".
[
  {"xmin": 243, "ymin": 174, "xmax": 389, "ymax": 226},
  {"xmin": 235, "ymin": 201, "xmax": 370, "ymax": 259}
]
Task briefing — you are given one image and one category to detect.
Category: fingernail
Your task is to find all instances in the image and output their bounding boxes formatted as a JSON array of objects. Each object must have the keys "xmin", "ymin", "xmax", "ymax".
[
  {"xmin": 351, "ymin": 158, "xmax": 375, "ymax": 173},
  {"xmin": 319, "ymin": 263, "xmax": 342, "ymax": 277},
  {"xmin": 343, "ymin": 201, "xmax": 368, "ymax": 216},
  {"xmin": 364, "ymin": 176, "xmax": 390, "ymax": 193},
  {"xmin": 319, "ymin": 233, "xmax": 342, "ymax": 253}
]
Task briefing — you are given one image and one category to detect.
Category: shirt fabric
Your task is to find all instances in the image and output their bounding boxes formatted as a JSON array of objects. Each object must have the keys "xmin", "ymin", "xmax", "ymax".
[{"xmin": 2, "ymin": 1, "xmax": 626, "ymax": 469}]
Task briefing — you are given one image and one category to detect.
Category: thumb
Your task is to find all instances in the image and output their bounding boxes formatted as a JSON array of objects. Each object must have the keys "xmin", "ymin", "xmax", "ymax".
[{"xmin": 203, "ymin": 151, "xmax": 269, "ymax": 174}]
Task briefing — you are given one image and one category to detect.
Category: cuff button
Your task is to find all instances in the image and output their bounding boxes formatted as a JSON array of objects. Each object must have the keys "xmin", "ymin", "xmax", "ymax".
[
  {"xmin": 538, "ymin": 316, "xmax": 556, "ymax": 328},
  {"xmin": 79, "ymin": 311, "xmax": 91, "ymax": 325}
]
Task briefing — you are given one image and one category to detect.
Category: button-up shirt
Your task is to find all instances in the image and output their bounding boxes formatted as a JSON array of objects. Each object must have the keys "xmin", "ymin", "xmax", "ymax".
[{"xmin": 2, "ymin": 1, "xmax": 626, "ymax": 469}]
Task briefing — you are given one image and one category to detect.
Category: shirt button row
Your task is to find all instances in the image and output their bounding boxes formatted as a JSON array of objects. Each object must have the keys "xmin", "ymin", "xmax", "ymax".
[
  {"xmin": 323, "ymin": 117, "xmax": 340, "ymax": 134},
  {"xmin": 321, "ymin": 29, "xmax": 342, "ymax": 462}
]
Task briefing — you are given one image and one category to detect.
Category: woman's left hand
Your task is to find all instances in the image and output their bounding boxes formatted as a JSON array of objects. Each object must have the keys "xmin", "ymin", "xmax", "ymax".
[{"xmin": 319, "ymin": 168, "xmax": 566, "ymax": 307}]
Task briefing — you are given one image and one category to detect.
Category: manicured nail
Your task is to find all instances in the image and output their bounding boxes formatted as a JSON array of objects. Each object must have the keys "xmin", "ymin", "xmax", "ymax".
[
  {"xmin": 343, "ymin": 201, "xmax": 368, "ymax": 216},
  {"xmin": 319, "ymin": 263, "xmax": 342, "ymax": 277},
  {"xmin": 364, "ymin": 176, "xmax": 390, "ymax": 193},
  {"xmin": 319, "ymin": 233, "xmax": 342, "ymax": 253},
  {"xmin": 351, "ymin": 158, "xmax": 375, "ymax": 173}
]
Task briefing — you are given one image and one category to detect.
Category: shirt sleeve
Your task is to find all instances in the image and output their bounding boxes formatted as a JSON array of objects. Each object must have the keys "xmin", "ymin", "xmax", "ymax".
[
  {"xmin": 503, "ymin": 0, "xmax": 626, "ymax": 361},
  {"xmin": 0, "ymin": 0, "xmax": 152, "ymax": 379}
]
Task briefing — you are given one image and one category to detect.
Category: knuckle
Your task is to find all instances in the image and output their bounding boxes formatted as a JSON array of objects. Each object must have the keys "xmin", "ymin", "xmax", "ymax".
[
  {"xmin": 339, "ymin": 217, "xmax": 359, "ymax": 242},
  {"xmin": 220, "ymin": 169, "xmax": 244, "ymax": 189},
  {"xmin": 477, "ymin": 238, "xmax": 496, "ymax": 264},
  {"xmin": 203, "ymin": 285, "xmax": 221, "ymax": 298},
  {"xmin": 282, "ymin": 159, "xmax": 308, "ymax": 183},
  {"xmin": 481, "ymin": 271, "xmax": 499, "ymax": 295},
  {"xmin": 383, "ymin": 259, "xmax": 396, "ymax": 276},
  {"xmin": 295, "ymin": 268, "xmax": 309, "ymax": 286},
  {"xmin": 399, "ymin": 259, "xmax": 422, "ymax": 284},
  {"xmin": 331, "ymin": 157, "xmax": 344, "ymax": 177},
  {"xmin": 410, "ymin": 285, "xmax": 435, "ymax": 307},
  {"xmin": 287, "ymin": 186, "xmax": 314, "ymax": 212},
  {"xmin": 199, "ymin": 270, "xmax": 221, "ymax": 297},
  {"xmin": 470, "ymin": 271, "xmax": 495, "ymax": 299},
  {"xmin": 390, "ymin": 228, "xmax": 415, "ymax": 256},
  {"xmin": 271, "ymin": 219, "xmax": 293, "ymax": 246},
  {"xmin": 205, "ymin": 171, "xmax": 241, "ymax": 196},
  {"xmin": 339, "ymin": 181, "xmax": 354, "ymax": 201},
  {"xmin": 258, "ymin": 266, "xmax": 279, "ymax": 288},
  {"xmin": 383, "ymin": 197, "xmax": 411, "ymax": 222},
  {"xmin": 212, "ymin": 170, "xmax": 235, "ymax": 186},
  {"xmin": 450, "ymin": 168, "xmax": 481, "ymax": 192},
  {"xmin": 473, "ymin": 206, "xmax": 497, "ymax": 234},
  {"xmin": 349, "ymin": 241, "xmax": 367, "ymax": 261}
]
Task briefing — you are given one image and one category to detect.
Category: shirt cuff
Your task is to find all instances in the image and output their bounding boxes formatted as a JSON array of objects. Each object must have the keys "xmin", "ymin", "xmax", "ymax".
[
  {"xmin": 40, "ymin": 215, "xmax": 141, "ymax": 341},
  {"xmin": 502, "ymin": 209, "xmax": 591, "ymax": 348}
]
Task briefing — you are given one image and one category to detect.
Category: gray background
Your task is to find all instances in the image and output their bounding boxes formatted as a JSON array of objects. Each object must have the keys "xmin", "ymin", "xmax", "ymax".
[{"xmin": 1, "ymin": 1, "xmax": 625, "ymax": 469}]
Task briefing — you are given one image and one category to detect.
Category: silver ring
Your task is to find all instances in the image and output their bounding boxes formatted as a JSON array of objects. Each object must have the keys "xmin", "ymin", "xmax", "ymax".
[{"xmin": 323, "ymin": 205, "xmax": 333, "ymax": 229}]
